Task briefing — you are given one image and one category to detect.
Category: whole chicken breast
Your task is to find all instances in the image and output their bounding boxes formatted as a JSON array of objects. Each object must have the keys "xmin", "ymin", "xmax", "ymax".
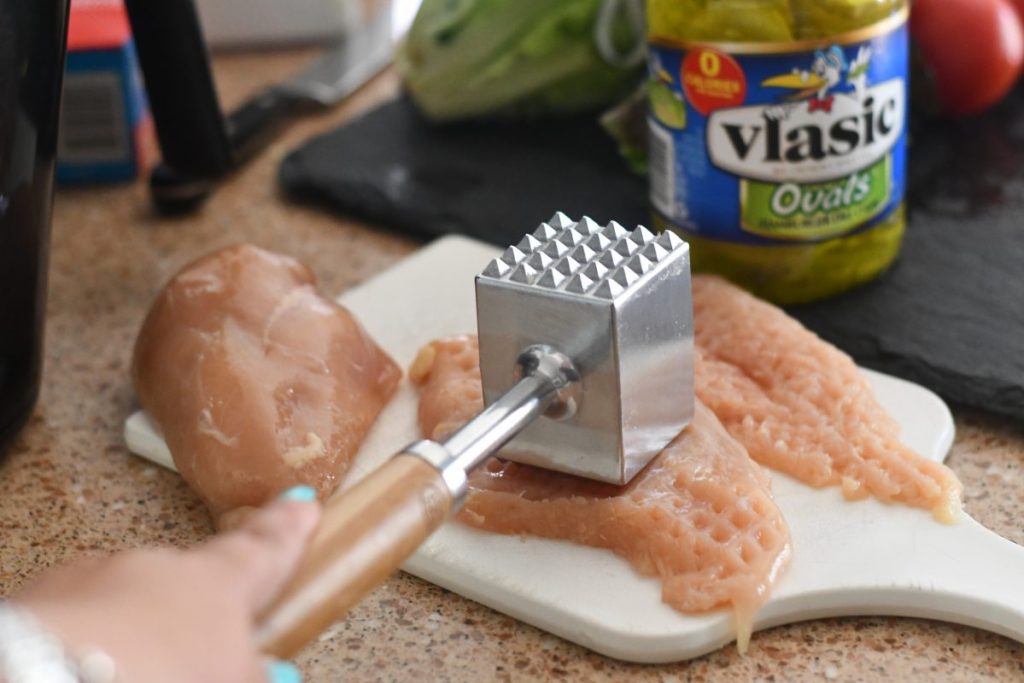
[{"xmin": 132, "ymin": 244, "xmax": 401, "ymax": 522}]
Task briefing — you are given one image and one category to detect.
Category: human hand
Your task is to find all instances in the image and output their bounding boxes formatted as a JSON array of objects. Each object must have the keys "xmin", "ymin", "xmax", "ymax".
[{"xmin": 13, "ymin": 487, "xmax": 321, "ymax": 683}]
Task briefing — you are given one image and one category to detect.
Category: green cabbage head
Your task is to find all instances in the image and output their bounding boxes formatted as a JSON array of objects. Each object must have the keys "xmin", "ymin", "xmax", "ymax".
[{"xmin": 397, "ymin": 0, "xmax": 645, "ymax": 121}]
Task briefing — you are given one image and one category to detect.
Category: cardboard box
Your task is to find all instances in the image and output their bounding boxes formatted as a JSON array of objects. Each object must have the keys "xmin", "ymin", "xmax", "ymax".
[{"xmin": 58, "ymin": 0, "xmax": 152, "ymax": 184}]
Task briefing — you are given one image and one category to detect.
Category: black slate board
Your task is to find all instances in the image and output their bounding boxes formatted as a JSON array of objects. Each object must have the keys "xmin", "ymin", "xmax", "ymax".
[
  {"xmin": 280, "ymin": 97, "xmax": 648, "ymax": 244},
  {"xmin": 279, "ymin": 95, "xmax": 1024, "ymax": 420}
]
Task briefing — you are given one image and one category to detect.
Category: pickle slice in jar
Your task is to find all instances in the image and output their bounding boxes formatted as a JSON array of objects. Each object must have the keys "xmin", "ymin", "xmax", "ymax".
[
  {"xmin": 648, "ymin": 0, "xmax": 795, "ymax": 43},
  {"xmin": 791, "ymin": 0, "xmax": 904, "ymax": 39}
]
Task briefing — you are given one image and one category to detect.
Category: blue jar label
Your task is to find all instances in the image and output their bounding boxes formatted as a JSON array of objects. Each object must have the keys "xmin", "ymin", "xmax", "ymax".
[{"xmin": 647, "ymin": 11, "xmax": 908, "ymax": 244}]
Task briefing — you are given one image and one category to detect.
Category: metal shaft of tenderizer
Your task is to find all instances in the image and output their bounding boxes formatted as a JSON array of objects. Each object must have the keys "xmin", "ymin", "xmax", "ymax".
[{"xmin": 403, "ymin": 346, "xmax": 579, "ymax": 504}]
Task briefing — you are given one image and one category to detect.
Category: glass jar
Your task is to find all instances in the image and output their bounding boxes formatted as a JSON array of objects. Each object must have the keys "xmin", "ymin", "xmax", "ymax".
[{"xmin": 646, "ymin": 0, "xmax": 908, "ymax": 304}]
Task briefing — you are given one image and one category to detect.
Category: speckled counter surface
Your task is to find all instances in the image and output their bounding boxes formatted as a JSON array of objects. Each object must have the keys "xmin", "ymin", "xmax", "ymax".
[{"xmin": 1, "ymin": 50, "xmax": 1022, "ymax": 682}]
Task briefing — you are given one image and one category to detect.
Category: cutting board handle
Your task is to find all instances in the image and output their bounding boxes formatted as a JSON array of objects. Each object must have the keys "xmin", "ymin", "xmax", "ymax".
[
  {"xmin": 255, "ymin": 454, "xmax": 452, "ymax": 658},
  {"xmin": 905, "ymin": 516, "xmax": 1024, "ymax": 641},
  {"xmin": 760, "ymin": 513, "xmax": 1024, "ymax": 645}
]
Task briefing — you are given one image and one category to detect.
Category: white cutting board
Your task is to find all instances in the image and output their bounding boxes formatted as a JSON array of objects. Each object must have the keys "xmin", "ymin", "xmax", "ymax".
[{"xmin": 125, "ymin": 236, "xmax": 1024, "ymax": 663}]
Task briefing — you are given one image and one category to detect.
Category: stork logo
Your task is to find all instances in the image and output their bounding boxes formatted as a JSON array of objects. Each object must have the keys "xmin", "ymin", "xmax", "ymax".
[{"xmin": 706, "ymin": 45, "xmax": 905, "ymax": 184}]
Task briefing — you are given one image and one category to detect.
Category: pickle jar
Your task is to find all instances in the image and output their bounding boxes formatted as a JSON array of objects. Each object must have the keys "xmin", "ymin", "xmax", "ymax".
[{"xmin": 645, "ymin": 0, "xmax": 909, "ymax": 304}]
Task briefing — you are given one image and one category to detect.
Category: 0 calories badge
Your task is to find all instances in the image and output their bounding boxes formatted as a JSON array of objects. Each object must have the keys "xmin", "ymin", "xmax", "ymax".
[{"xmin": 681, "ymin": 47, "xmax": 748, "ymax": 115}]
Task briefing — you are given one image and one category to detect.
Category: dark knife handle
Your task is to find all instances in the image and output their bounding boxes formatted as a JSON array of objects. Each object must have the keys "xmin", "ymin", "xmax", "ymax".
[
  {"xmin": 148, "ymin": 163, "xmax": 216, "ymax": 215},
  {"xmin": 227, "ymin": 89, "xmax": 306, "ymax": 164},
  {"xmin": 124, "ymin": 0, "xmax": 232, "ymax": 178},
  {"xmin": 147, "ymin": 90, "xmax": 306, "ymax": 215}
]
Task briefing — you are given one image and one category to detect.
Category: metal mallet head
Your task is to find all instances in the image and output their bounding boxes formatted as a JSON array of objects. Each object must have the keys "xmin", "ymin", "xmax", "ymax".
[{"xmin": 475, "ymin": 213, "xmax": 694, "ymax": 485}]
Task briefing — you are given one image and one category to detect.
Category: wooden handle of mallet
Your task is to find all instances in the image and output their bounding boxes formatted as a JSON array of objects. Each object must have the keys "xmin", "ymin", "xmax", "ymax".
[{"xmin": 255, "ymin": 454, "xmax": 452, "ymax": 659}]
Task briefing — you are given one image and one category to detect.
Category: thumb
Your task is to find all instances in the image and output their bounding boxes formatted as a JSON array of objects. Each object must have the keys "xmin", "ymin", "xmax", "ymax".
[{"xmin": 201, "ymin": 489, "xmax": 321, "ymax": 615}]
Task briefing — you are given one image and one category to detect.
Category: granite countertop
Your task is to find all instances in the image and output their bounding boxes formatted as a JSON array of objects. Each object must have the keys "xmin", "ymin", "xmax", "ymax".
[{"xmin": 1, "ymin": 49, "xmax": 1022, "ymax": 682}]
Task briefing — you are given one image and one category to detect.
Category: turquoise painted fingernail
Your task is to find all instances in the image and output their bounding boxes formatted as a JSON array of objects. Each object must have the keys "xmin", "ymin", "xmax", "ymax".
[
  {"xmin": 266, "ymin": 660, "xmax": 302, "ymax": 683},
  {"xmin": 279, "ymin": 485, "xmax": 316, "ymax": 502}
]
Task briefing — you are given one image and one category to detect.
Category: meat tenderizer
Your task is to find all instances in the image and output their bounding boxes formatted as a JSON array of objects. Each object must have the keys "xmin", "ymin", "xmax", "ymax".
[{"xmin": 257, "ymin": 214, "xmax": 694, "ymax": 656}]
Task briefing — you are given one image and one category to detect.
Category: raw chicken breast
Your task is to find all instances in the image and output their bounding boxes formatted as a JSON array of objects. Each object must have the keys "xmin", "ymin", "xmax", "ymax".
[
  {"xmin": 692, "ymin": 275, "xmax": 963, "ymax": 523},
  {"xmin": 133, "ymin": 244, "xmax": 401, "ymax": 521},
  {"xmin": 408, "ymin": 336, "xmax": 483, "ymax": 442},
  {"xmin": 410, "ymin": 337, "xmax": 792, "ymax": 647}
]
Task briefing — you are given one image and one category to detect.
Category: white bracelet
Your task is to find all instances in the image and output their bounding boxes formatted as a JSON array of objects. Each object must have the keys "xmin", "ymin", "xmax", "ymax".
[{"xmin": 0, "ymin": 601, "xmax": 116, "ymax": 683}]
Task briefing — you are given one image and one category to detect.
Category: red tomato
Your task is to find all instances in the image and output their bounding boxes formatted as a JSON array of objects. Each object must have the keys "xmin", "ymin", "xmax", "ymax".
[
  {"xmin": 912, "ymin": 0, "xmax": 1024, "ymax": 116},
  {"xmin": 1011, "ymin": 0, "xmax": 1024, "ymax": 22}
]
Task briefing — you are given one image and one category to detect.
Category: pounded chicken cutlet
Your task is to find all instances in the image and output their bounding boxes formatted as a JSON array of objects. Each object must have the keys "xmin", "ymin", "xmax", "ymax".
[
  {"xmin": 133, "ymin": 244, "xmax": 401, "ymax": 522},
  {"xmin": 691, "ymin": 275, "xmax": 962, "ymax": 522},
  {"xmin": 410, "ymin": 336, "xmax": 792, "ymax": 647}
]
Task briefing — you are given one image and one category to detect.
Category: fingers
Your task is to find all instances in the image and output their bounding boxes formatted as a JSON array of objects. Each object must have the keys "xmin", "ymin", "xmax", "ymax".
[
  {"xmin": 14, "ymin": 552, "xmax": 115, "ymax": 602},
  {"xmin": 265, "ymin": 659, "xmax": 303, "ymax": 683},
  {"xmin": 200, "ymin": 487, "xmax": 321, "ymax": 615}
]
